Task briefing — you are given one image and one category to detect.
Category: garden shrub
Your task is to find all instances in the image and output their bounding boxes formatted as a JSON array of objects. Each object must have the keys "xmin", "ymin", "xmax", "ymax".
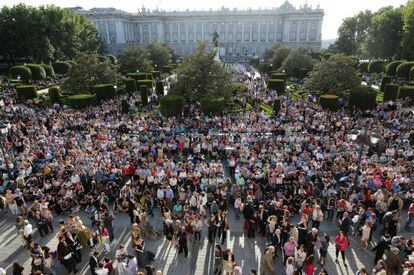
[
  {"xmin": 98, "ymin": 56, "xmax": 110, "ymax": 63},
  {"xmin": 16, "ymin": 85, "xmax": 38, "ymax": 99},
  {"xmin": 270, "ymin": 72, "xmax": 286, "ymax": 80},
  {"xmin": 410, "ymin": 66, "xmax": 414, "ymax": 80},
  {"xmin": 358, "ymin": 62, "xmax": 369, "ymax": 73},
  {"xmin": 125, "ymin": 72, "xmax": 151, "ymax": 80},
  {"xmin": 200, "ymin": 97, "xmax": 225, "ymax": 115},
  {"xmin": 160, "ymin": 95, "xmax": 184, "ymax": 117},
  {"xmin": 41, "ymin": 64, "xmax": 55, "ymax": 77},
  {"xmin": 106, "ymin": 55, "xmax": 117, "ymax": 64},
  {"xmin": 151, "ymin": 71, "xmax": 161, "ymax": 79},
  {"xmin": 48, "ymin": 86, "xmax": 60, "ymax": 103},
  {"xmin": 386, "ymin": 61, "xmax": 403, "ymax": 76},
  {"xmin": 299, "ymin": 68, "xmax": 308, "ymax": 78},
  {"xmin": 25, "ymin": 64, "xmax": 46, "ymax": 80},
  {"xmin": 93, "ymin": 84, "xmax": 117, "ymax": 100},
  {"xmin": 380, "ymin": 76, "xmax": 392, "ymax": 92},
  {"xmin": 9, "ymin": 66, "xmax": 32, "ymax": 81},
  {"xmin": 396, "ymin": 62, "xmax": 414, "ymax": 79},
  {"xmin": 273, "ymin": 98, "xmax": 281, "ymax": 115},
  {"xmin": 136, "ymin": 79, "xmax": 153, "ymax": 89},
  {"xmin": 53, "ymin": 61, "xmax": 72, "ymax": 75},
  {"xmin": 268, "ymin": 79, "xmax": 286, "ymax": 93},
  {"xmin": 67, "ymin": 61, "xmax": 76, "ymax": 67},
  {"xmin": 125, "ymin": 78, "xmax": 137, "ymax": 93},
  {"xmin": 319, "ymin": 94, "xmax": 339, "ymax": 110},
  {"xmin": 383, "ymin": 84, "xmax": 400, "ymax": 101},
  {"xmin": 156, "ymin": 81, "xmax": 164, "ymax": 97},
  {"xmin": 398, "ymin": 86, "xmax": 414, "ymax": 99},
  {"xmin": 161, "ymin": 65, "xmax": 173, "ymax": 73},
  {"xmin": 232, "ymin": 83, "xmax": 247, "ymax": 92},
  {"xmin": 139, "ymin": 86, "xmax": 149, "ymax": 105},
  {"xmin": 368, "ymin": 60, "xmax": 385, "ymax": 74},
  {"xmin": 121, "ymin": 99, "xmax": 129, "ymax": 114},
  {"xmin": 349, "ymin": 86, "xmax": 377, "ymax": 110},
  {"xmin": 68, "ymin": 94, "xmax": 96, "ymax": 108}
]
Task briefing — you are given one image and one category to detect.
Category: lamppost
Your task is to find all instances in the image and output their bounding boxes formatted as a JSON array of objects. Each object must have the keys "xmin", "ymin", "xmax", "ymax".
[
  {"xmin": 0, "ymin": 123, "xmax": 12, "ymax": 179},
  {"xmin": 349, "ymin": 126, "xmax": 381, "ymax": 186}
]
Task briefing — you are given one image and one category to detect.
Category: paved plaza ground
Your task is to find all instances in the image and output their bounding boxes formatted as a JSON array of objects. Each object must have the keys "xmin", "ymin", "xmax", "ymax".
[{"xmin": 0, "ymin": 208, "xmax": 411, "ymax": 275}]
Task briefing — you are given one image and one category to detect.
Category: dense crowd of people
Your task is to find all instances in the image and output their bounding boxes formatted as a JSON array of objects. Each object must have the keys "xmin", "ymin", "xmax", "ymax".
[{"xmin": 0, "ymin": 63, "xmax": 413, "ymax": 275}]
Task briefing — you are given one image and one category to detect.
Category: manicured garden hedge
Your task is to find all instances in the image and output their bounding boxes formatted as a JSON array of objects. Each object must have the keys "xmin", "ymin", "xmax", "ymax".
[
  {"xmin": 53, "ymin": 61, "xmax": 72, "ymax": 75},
  {"xmin": 349, "ymin": 86, "xmax": 377, "ymax": 110},
  {"xmin": 41, "ymin": 64, "xmax": 55, "ymax": 77},
  {"xmin": 161, "ymin": 65, "xmax": 174, "ymax": 73},
  {"xmin": 358, "ymin": 62, "xmax": 369, "ymax": 73},
  {"xmin": 383, "ymin": 84, "xmax": 400, "ymax": 101},
  {"xmin": 25, "ymin": 64, "xmax": 46, "ymax": 80},
  {"xmin": 386, "ymin": 61, "xmax": 403, "ymax": 76},
  {"xmin": 125, "ymin": 78, "xmax": 137, "ymax": 93},
  {"xmin": 136, "ymin": 79, "xmax": 153, "ymax": 89},
  {"xmin": 368, "ymin": 60, "xmax": 385, "ymax": 74},
  {"xmin": 156, "ymin": 81, "xmax": 164, "ymax": 96},
  {"xmin": 125, "ymin": 72, "xmax": 152, "ymax": 80},
  {"xmin": 410, "ymin": 66, "xmax": 414, "ymax": 80},
  {"xmin": 396, "ymin": 62, "xmax": 414, "ymax": 79},
  {"xmin": 398, "ymin": 86, "xmax": 414, "ymax": 99},
  {"xmin": 121, "ymin": 99, "xmax": 129, "ymax": 114},
  {"xmin": 93, "ymin": 84, "xmax": 116, "ymax": 100},
  {"xmin": 16, "ymin": 85, "xmax": 38, "ymax": 99},
  {"xmin": 9, "ymin": 66, "xmax": 32, "ymax": 81},
  {"xmin": 319, "ymin": 94, "xmax": 339, "ymax": 110},
  {"xmin": 268, "ymin": 79, "xmax": 286, "ymax": 93},
  {"xmin": 68, "ymin": 94, "xmax": 96, "ymax": 108},
  {"xmin": 380, "ymin": 76, "xmax": 392, "ymax": 92},
  {"xmin": 200, "ymin": 97, "xmax": 225, "ymax": 115},
  {"xmin": 151, "ymin": 71, "xmax": 161, "ymax": 79},
  {"xmin": 48, "ymin": 86, "xmax": 60, "ymax": 103},
  {"xmin": 139, "ymin": 86, "xmax": 149, "ymax": 105},
  {"xmin": 160, "ymin": 95, "xmax": 184, "ymax": 117},
  {"xmin": 270, "ymin": 72, "xmax": 286, "ymax": 80},
  {"xmin": 273, "ymin": 98, "xmax": 281, "ymax": 115}
]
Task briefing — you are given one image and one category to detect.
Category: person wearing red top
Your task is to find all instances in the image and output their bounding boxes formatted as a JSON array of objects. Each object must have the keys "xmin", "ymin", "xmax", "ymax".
[
  {"xmin": 304, "ymin": 255, "xmax": 316, "ymax": 275},
  {"xmin": 334, "ymin": 230, "xmax": 349, "ymax": 266}
]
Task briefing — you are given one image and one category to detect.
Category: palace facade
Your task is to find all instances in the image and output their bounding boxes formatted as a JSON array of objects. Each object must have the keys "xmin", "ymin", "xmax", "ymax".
[{"xmin": 74, "ymin": 1, "xmax": 324, "ymax": 58}]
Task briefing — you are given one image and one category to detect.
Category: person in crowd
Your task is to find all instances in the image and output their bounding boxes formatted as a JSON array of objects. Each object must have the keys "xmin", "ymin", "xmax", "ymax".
[{"xmin": 334, "ymin": 230, "xmax": 349, "ymax": 266}]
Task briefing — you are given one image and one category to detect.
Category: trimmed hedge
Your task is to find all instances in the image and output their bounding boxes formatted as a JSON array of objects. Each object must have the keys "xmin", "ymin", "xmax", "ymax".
[
  {"xmin": 125, "ymin": 72, "xmax": 151, "ymax": 80},
  {"xmin": 68, "ymin": 94, "xmax": 96, "ymax": 108},
  {"xmin": 200, "ymin": 97, "xmax": 225, "ymax": 115},
  {"xmin": 383, "ymin": 84, "xmax": 400, "ymax": 101},
  {"xmin": 270, "ymin": 72, "xmax": 286, "ymax": 80},
  {"xmin": 53, "ymin": 61, "xmax": 72, "ymax": 75},
  {"xmin": 358, "ymin": 62, "xmax": 369, "ymax": 73},
  {"xmin": 16, "ymin": 85, "xmax": 38, "ymax": 99},
  {"xmin": 155, "ymin": 81, "xmax": 164, "ymax": 97},
  {"xmin": 160, "ymin": 95, "xmax": 184, "ymax": 117},
  {"xmin": 386, "ymin": 61, "xmax": 403, "ymax": 76},
  {"xmin": 25, "ymin": 64, "xmax": 46, "ymax": 80},
  {"xmin": 232, "ymin": 83, "xmax": 247, "ymax": 92},
  {"xmin": 125, "ymin": 78, "xmax": 137, "ymax": 93},
  {"xmin": 161, "ymin": 65, "xmax": 173, "ymax": 73},
  {"xmin": 139, "ymin": 86, "xmax": 149, "ymax": 105},
  {"xmin": 93, "ymin": 84, "xmax": 116, "ymax": 100},
  {"xmin": 268, "ymin": 79, "xmax": 286, "ymax": 93},
  {"xmin": 410, "ymin": 66, "xmax": 414, "ymax": 80},
  {"xmin": 273, "ymin": 98, "xmax": 281, "ymax": 115},
  {"xmin": 319, "ymin": 94, "xmax": 339, "ymax": 110},
  {"xmin": 398, "ymin": 86, "xmax": 414, "ymax": 99},
  {"xmin": 41, "ymin": 64, "xmax": 55, "ymax": 77},
  {"xmin": 368, "ymin": 60, "xmax": 385, "ymax": 74},
  {"xmin": 396, "ymin": 62, "xmax": 414, "ymax": 79},
  {"xmin": 9, "ymin": 66, "xmax": 32, "ymax": 81},
  {"xmin": 121, "ymin": 99, "xmax": 129, "ymax": 114},
  {"xmin": 151, "ymin": 71, "xmax": 161, "ymax": 79},
  {"xmin": 136, "ymin": 79, "xmax": 153, "ymax": 89},
  {"xmin": 349, "ymin": 86, "xmax": 377, "ymax": 110},
  {"xmin": 48, "ymin": 86, "xmax": 60, "ymax": 103},
  {"xmin": 380, "ymin": 76, "xmax": 392, "ymax": 93}
]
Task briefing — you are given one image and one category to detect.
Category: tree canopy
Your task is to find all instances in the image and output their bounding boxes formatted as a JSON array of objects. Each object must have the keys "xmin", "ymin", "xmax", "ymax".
[
  {"xmin": 145, "ymin": 43, "xmax": 172, "ymax": 69},
  {"xmin": 118, "ymin": 46, "xmax": 153, "ymax": 73},
  {"xmin": 282, "ymin": 48, "xmax": 315, "ymax": 77}
]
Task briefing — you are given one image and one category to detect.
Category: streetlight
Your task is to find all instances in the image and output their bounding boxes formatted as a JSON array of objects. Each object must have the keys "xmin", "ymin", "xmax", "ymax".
[
  {"xmin": 0, "ymin": 123, "xmax": 12, "ymax": 179},
  {"xmin": 349, "ymin": 126, "xmax": 381, "ymax": 186}
]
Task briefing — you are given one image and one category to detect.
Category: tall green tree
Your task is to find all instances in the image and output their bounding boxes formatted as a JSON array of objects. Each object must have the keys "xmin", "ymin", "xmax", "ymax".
[
  {"xmin": 271, "ymin": 46, "xmax": 291, "ymax": 69},
  {"xmin": 402, "ymin": 1, "xmax": 414, "ymax": 60},
  {"xmin": 263, "ymin": 44, "xmax": 283, "ymax": 61},
  {"xmin": 305, "ymin": 54, "xmax": 360, "ymax": 95},
  {"xmin": 282, "ymin": 48, "xmax": 315, "ymax": 77},
  {"xmin": 63, "ymin": 52, "xmax": 119, "ymax": 94},
  {"xmin": 118, "ymin": 46, "xmax": 152, "ymax": 73},
  {"xmin": 145, "ymin": 43, "xmax": 172, "ymax": 69},
  {"xmin": 366, "ymin": 7, "xmax": 403, "ymax": 59},
  {"xmin": 172, "ymin": 42, "xmax": 232, "ymax": 101}
]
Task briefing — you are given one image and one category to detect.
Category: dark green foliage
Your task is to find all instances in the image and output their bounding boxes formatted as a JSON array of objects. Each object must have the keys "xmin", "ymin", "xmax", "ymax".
[
  {"xmin": 273, "ymin": 99, "xmax": 281, "ymax": 115},
  {"xmin": 41, "ymin": 64, "xmax": 55, "ymax": 77},
  {"xmin": 319, "ymin": 94, "xmax": 339, "ymax": 110},
  {"xmin": 139, "ymin": 86, "xmax": 149, "ymax": 105},
  {"xmin": 386, "ymin": 61, "xmax": 404, "ymax": 76},
  {"xmin": 93, "ymin": 84, "xmax": 116, "ymax": 100},
  {"xmin": 349, "ymin": 86, "xmax": 377, "ymax": 109},
  {"xmin": 249, "ymin": 58, "xmax": 260, "ymax": 68},
  {"xmin": 159, "ymin": 95, "xmax": 184, "ymax": 117},
  {"xmin": 68, "ymin": 94, "xmax": 96, "ymax": 108},
  {"xmin": 268, "ymin": 79, "xmax": 286, "ymax": 93},
  {"xmin": 383, "ymin": 84, "xmax": 400, "ymax": 101},
  {"xmin": 380, "ymin": 76, "xmax": 392, "ymax": 92},
  {"xmin": 98, "ymin": 56, "xmax": 110, "ymax": 63},
  {"xmin": 53, "ymin": 61, "xmax": 71, "ymax": 74},
  {"xmin": 368, "ymin": 60, "xmax": 386, "ymax": 73},
  {"xmin": 299, "ymin": 68, "xmax": 309, "ymax": 78},
  {"xmin": 67, "ymin": 61, "xmax": 76, "ymax": 67},
  {"xmin": 270, "ymin": 73, "xmax": 286, "ymax": 80},
  {"xmin": 232, "ymin": 83, "xmax": 247, "ymax": 92},
  {"xmin": 398, "ymin": 86, "xmax": 414, "ymax": 99},
  {"xmin": 200, "ymin": 97, "xmax": 225, "ymax": 115},
  {"xmin": 125, "ymin": 78, "xmax": 137, "ymax": 93},
  {"xmin": 396, "ymin": 62, "xmax": 414, "ymax": 79},
  {"xmin": 151, "ymin": 71, "xmax": 161, "ymax": 79},
  {"xmin": 161, "ymin": 65, "xmax": 173, "ymax": 73},
  {"xmin": 410, "ymin": 66, "xmax": 414, "ymax": 80},
  {"xmin": 48, "ymin": 86, "xmax": 60, "ymax": 103},
  {"xmin": 106, "ymin": 55, "xmax": 117, "ymax": 64},
  {"xmin": 358, "ymin": 62, "xmax": 369, "ymax": 73},
  {"xmin": 121, "ymin": 99, "xmax": 129, "ymax": 114},
  {"xmin": 155, "ymin": 81, "xmax": 164, "ymax": 97},
  {"xmin": 125, "ymin": 72, "xmax": 151, "ymax": 80},
  {"xmin": 136, "ymin": 79, "xmax": 153, "ymax": 89},
  {"xmin": 25, "ymin": 64, "xmax": 46, "ymax": 80},
  {"xmin": 16, "ymin": 85, "xmax": 37, "ymax": 99},
  {"xmin": 9, "ymin": 66, "xmax": 32, "ymax": 81}
]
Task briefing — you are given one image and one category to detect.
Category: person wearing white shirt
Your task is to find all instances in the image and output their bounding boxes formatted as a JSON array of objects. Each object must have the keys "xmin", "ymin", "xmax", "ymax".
[
  {"xmin": 23, "ymin": 220, "xmax": 33, "ymax": 244},
  {"xmin": 95, "ymin": 263, "xmax": 109, "ymax": 275}
]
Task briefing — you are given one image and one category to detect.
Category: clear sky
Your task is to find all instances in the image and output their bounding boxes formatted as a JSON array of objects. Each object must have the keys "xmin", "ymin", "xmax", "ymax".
[{"xmin": 1, "ymin": 0, "xmax": 408, "ymax": 39}]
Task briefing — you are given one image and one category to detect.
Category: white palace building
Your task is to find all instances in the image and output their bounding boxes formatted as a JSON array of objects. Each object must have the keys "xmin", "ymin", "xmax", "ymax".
[{"xmin": 74, "ymin": 1, "xmax": 324, "ymax": 58}]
